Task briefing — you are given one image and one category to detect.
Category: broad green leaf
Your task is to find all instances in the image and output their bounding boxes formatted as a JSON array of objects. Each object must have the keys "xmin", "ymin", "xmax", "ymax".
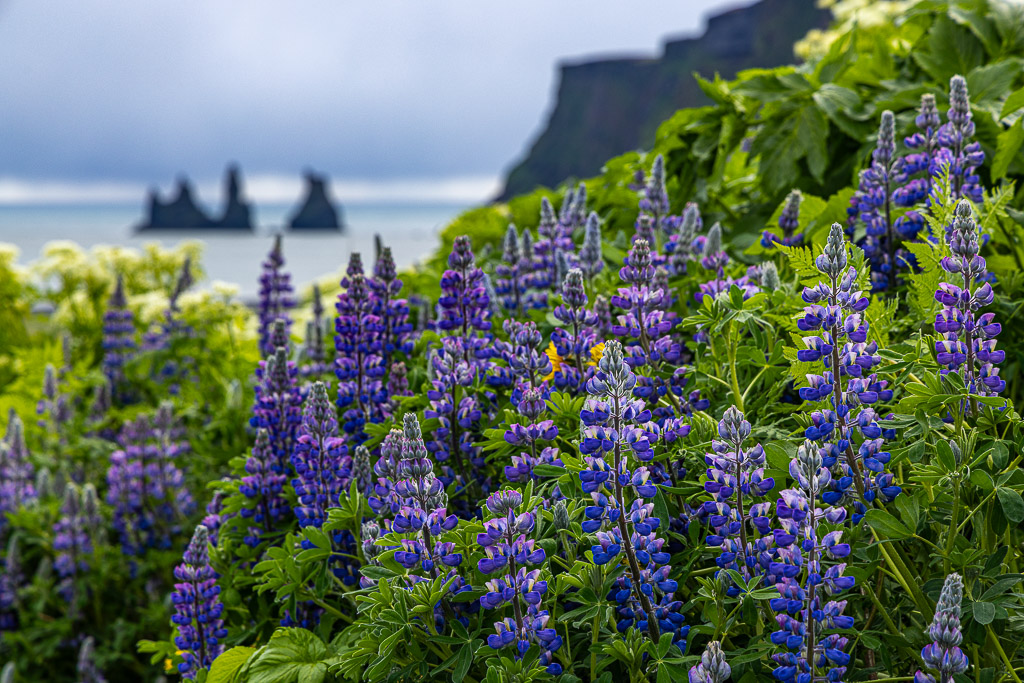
[
  {"xmin": 1002, "ymin": 85, "xmax": 1024, "ymax": 117},
  {"xmin": 996, "ymin": 487, "xmax": 1024, "ymax": 523},
  {"xmin": 993, "ymin": 119, "xmax": 1024, "ymax": 180},
  {"xmin": 208, "ymin": 647, "xmax": 257, "ymax": 683},
  {"xmin": 973, "ymin": 601, "xmax": 996, "ymax": 625},
  {"xmin": 864, "ymin": 509, "xmax": 913, "ymax": 540}
]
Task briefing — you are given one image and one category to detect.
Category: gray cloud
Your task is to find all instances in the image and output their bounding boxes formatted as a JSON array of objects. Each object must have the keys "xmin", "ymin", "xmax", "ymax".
[{"xmin": 0, "ymin": 1, "xmax": 745, "ymax": 188}]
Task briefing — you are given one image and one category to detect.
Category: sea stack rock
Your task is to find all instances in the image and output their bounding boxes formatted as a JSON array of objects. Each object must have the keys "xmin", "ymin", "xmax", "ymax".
[
  {"xmin": 138, "ymin": 177, "xmax": 213, "ymax": 230},
  {"xmin": 215, "ymin": 164, "xmax": 254, "ymax": 229},
  {"xmin": 288, "ymin": 171, "xmax": 344, "ymax": 231}
]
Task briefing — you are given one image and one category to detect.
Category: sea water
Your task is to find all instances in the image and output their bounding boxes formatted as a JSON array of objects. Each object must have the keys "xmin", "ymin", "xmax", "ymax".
[{"xmin": 0, "ymin": 202, "xmax": 467, "ymax": 298}]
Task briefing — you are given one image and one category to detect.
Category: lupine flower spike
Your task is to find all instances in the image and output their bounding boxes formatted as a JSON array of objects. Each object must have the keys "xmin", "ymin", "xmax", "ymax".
[
  {"xmin": 171, "ymin": 525, "xmax": 227, "ymax": 679},
  {"xmin": 914, "ymin": 573, "xmax": 968, "ymax": 683},
  {"xmin": 257, "ymin": 235, "xmax": 295, "ymax": 357},
  {"xmin": 689, "ymin": 641, "xmax": 730, "ymax": 683}
]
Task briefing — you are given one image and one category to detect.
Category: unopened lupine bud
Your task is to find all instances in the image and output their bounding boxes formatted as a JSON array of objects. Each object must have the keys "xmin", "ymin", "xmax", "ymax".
[
  {"xmin": 689, "ymin": 640, "xmax": 730, "ymax": 683},
  {"xmin": 759, "ymin": 262, "xmax": 781, "ymax": 292},
  {"xmin": 703, "ymin": 223, "xmax": 722, "ymax": 258},
  {"xmin": 816, "ymin": 223, "xmax": 849, "ymax": 279},
  {"xmin": 503, "ymin": 224, "xmax": 521, "ymax": 264},
  {"xmin": 875, "ymin": 110, "xmax": 896, "ymax": 168},
  {"xmin": 552, "ymin": 499, "xmax": 570, "ymax": 531}
]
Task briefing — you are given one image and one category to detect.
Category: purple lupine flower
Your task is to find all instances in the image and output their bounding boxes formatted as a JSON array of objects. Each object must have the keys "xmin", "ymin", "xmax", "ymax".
[
  {"xmin": 798, "ymin": 223, "xmax": 899, "ymax": 522},
  {"xmin": 762, "ymin": 190, "xmax": 804, "ymax": 249},
  {"xmin": 579, "ymin": 340, "xmax": 688, "ymax": 650},
  {"xmin": 893, "ymin": 94, "xmax": 943, "ymax": 238},
  {"xmin": 478, "ymin": 490, "xmax": 562, "ymax": 675},
  {"xmin": 37, "ymin": 363, "xmax": 72, "ymax": 439},
  {"xmin": 438, "ymin": 236, "xmax": 494, "ymax": 366},
  {"xmin": 252, "ymin": 321, "xmax": 304, "ymax": 473},
  {"xmin": 0, "ymin": 537, "xmax": 21, "ymax": 631},
  {"xmin": 301, "ymin": 284, "xmax": 329, "ymax": 379},
  {"xmin": 936, "ymin": 75, "xmax": 985, "ymax": 206},
  {"xmin": 203, "ymin": 491, "xmax": 225, "ymax": 546},
  {"xmin": 54, "ymin": 484, "xmax": 98, "ymax": 605},
  {"xmin": 370, "ymin": 245, "xmax": 415, "ymax": 372},
  {"xmin": 689, "ymin": 641, "xmax": 730, "ymax": 683},
  {"xmin": 770, "ymin": 440, "xmax": 855, "ymax": 683},
  {"xmin": 142, "ymin": 256, "xmax": 195, "ymax": 393},
  {"xmin": 424, "ymin": 337, "xmax": 487, "ymax": 498},
  {"xmin": 639, "ymin": 154, "xmax": 670, "ymax": 242},
  {"xmin": 935, "ymin": 200, "xmax": 1004, "ymax": 413},
  {"xmin": 851, "ymin": 110, "xmax": 904, "ymax": 292},
  {"xmin": 292, "ymin": 381, "xmax": 350, "ymax": 529},
  {"xmin": 495, "ymin": 224, "xmax": 529, "ymax": 318},
  {"xmin": 106, "ymin": 407, "xmax": 195, "ymax": 555},
  {"xmin": 335, "ymin": 253, "xmax": 385, "ymax": 440},
  {"xmin": 665, "ymin": 202, "xmax": 702, "ymax": 275},
  {"xmin": 703, "ymin": 406, "xmax": 776, "ymax": 596},
  {"xmin": 503, "ymin": 385, "xmax": 562, "ymax": 483},
  {"xmin": 76, "ymin": 636, "xmax": 106, "ymax": 683},
  {"xmin": 171, "ymin": 525, "xmax": 227, "ymax": 679},
  {"xmin": 1, "ymin": 411, "xmax": 36, "ymax": 535},
  {"xmin": 532, "ymin": 197, "xmax": 574, "ymax": 293},
  {"xmin": 548, "ymin": 268, "xmax": 600, "ymax": 394},
  {"xmin": 238, "ymin": 429, "xmax": 290, "ymax": 547},
  {"xmin": 493, "ymin": 319, "xmax": 552, "ymax": 391},
  {"xmin": 384, "ymin": 361, "xmax": 412, "ymax": 417},
  {"xmin": 699, "ymin": 223, "xmax": 729, "ymax": 275},
  {"xmin": 257, "ymin": 235, "xmax": 295, "ymax": 357},
  {"xmin": 914, "ymin": 573, "xmax": 968, "ymax": 683},
  {"xmin": 611, "ymin": 238, "xmax": 681, "ymax": 370},
  {"xmin": 102, "ymin": 275, "xmax": 136, "ymax": 399},
  {"xmin": 578, "ymin": 213, "xmax": 604, "ymax": 285}
]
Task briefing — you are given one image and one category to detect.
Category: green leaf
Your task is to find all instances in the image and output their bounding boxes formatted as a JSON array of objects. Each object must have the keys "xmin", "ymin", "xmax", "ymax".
[
  {"xmin": 209, "ymin": 647, "xmax": 257, "ymax": 683},
  {"xmin": 1002, "ymin": 85, "xmax": 1024, "ymax": 117},
  {"xmin": 864, "ymin": 509, "xmax": 913, "ymax": 540},
  {"xmin": 993, "ymin": 119, "xmax": 1024, "ymax": 180},
  {"xmin": 453, "ymin": 641, "xmax": 476, "ymax": 683},
  {"xmin": 965, "ymin": 62, "xmax": 1020, "ymax": 106},
  {"xmin": 973, "ymin": 601, "xmax": 996, "ymax": 625},
  {"xmin": 935, "ymin": 441, "xmax": 957, "ymax": 473},
  {"xmin": 996, "ymin": 487, "xmax": 1024, "ymax": 523},
  {"xmin": 246, "ymin": 629, "xmax": 332, "ymax": 683},
  {"xmin": 652, "ymin": 487, "xmax": 671, "ymax": 527}
]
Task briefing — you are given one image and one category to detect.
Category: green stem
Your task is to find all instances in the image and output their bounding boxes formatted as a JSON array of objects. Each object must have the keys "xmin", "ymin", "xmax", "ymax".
[
  {"xmin": 944, "ymin": 477, "xmax": 961, "ymax": 573},
  {"xmin": 872, "ymin": 530, "xmax": 932, "ymax": 620},
  {"xmin": 988, "ymin": 627, "xmax": 1023, "ymax": 683},
  {"xmin": 727, "ymin": 324, "xmax": 743, "ymax": 412}
]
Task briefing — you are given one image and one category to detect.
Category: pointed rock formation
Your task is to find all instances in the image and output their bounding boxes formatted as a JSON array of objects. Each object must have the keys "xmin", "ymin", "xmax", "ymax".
[
  {"xmin": 137, "ymin": 177, "xmax": 213, "ymax": 230},
  {"xmin": 215, "ymin": 164, "xmax": 254, "ymax": 229},
  {"xmin": 288, "ymin": 171, "xmax": 344, "ymax": 231}
]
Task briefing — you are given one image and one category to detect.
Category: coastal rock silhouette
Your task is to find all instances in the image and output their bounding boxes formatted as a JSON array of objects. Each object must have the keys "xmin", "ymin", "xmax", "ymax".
[
  {"xmin": 136, "ymin": 165, "xmax": 254, "ymax": 231},
  {"xmin": 288, "ymin": 171, "xmax": 344, "ymax": 231}
]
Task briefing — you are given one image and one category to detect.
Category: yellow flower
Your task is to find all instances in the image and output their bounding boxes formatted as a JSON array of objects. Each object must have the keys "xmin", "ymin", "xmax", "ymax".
[
  {"xmin": 543, "ymin": 341, "xmax": 605, "ymax": 381},
  {"xmin": 164, "ymin": 650, "xmax": 187, "ymax": 673}
]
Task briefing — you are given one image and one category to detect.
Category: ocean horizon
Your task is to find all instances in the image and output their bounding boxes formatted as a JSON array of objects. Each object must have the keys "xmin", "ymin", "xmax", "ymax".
[{"xmin": 0, "ymin": 201, "xmax": 470, "ymax": 298}]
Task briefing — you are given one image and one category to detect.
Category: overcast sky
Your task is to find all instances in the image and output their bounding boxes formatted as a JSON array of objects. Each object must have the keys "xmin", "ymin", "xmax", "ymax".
[{"xmin": 0, "ymin": 1, "xmax": 749, "ymax": 203}]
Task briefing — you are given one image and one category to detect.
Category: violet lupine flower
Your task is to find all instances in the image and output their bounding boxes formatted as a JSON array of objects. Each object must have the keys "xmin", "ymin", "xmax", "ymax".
[
  {"xmin": 203, "ymin": 491, "xmax": 226, "ymax": 546},
  {"xmin": 548, "ymin": 268, "xmax": 601, "ymax": 393},
  {"xmin": 54, "ymin": 484, "xmax": 97, "ymax": 604},
  {"xmin": 639, "ymin": 154, "xmax": 671, "ymax": 243},
  {"xmin": 665, "ymin": 202, "xmax": 702, "ymax": 275},
  {"xmin": 914, "ymin": 573, "xmax": 968, "ymax": 683},
  {"xmin": 171, "ymin": 525, "xmax": 227, "ymax": 680},
  {"xmin": 335, "ymin": 253, "xmax": 386, "ymax": 440},
  {"xmin": 703, "ymin": 406, "xmax": 776, "ymax": 596},
  {"xmin": 106, "ymin": 407, "xmax": 194, "ymax": 555},
  {"xmin": 493, "ymin": 319, "xmax": 552, "ymax": 392},
  {"xmin": 762, "ymin": 190, "xmax": 804, "ymax": 248},
  {"xmin": 503, "ymin": 385, "xmax": 562, "ymax": 483},
  {"xmin": 798, "ymin": 223, "xmax": 899, "ymax": 522},
  {"xmin": 370, "ymin": 246, "xmax": 414, "ymax": 371},
  {"xmin": 257, "ymin": 235, "xmax": 295, "ymax": 357},
  {"xmin": 579, "ymin": 340, "xmax": 688, "ymax": 650},
  {"xmin": 37, "ymin": 363, "xmax": 72, "ymax": 438},
  {"xmin": 438, "ymin": 236, "xmax": 494, "ymax": 367},
  {"xmin": 384, "ymin": 361, "xmax": 412, "ymax": 416},
  {"xmin": 578, "ymin": 213, "xmax": 604, "ymax": 284},
  {"xmin": 612, "ymin": 238, "xmax": 681, "ymax": 370},
  {"xmin": 850, "ymin": 110, "xmax": 904, "ymax": 292},
  {"xmin": 699, "ymin": 223, "xmax": 729, "ymax": 276},
  {"xmin": 689, "ymin": 641, "xmax": 730, "ymax": 683},
  {"xmin": 935, "ymin": 200, "xmax": 1005, "ymax": 412},
  {"xmin": 770, "ymin": 440, "xmax": 855, "ymax": 683},
  {"xmin": 252, "ymin": 321, "xmax": 304, "ymax": 474},
  {"xmin": 424, "ymin": 337, "xmax": 487, "ymax": 497},
  {"xmin": 76, "ymin": 636, "xmax": 106, "ymax": 683},
  {"xmin": 143, "ymin": 257, "xmax": 195, "ymax": 393},
  {"xmin": 1, "ymin": 412, "xmax": 36, "ymax": 535},
  {"xmin": 292, "ymin": 381, "xmax": 350, "ymax": 529},
  {"xmin": 532, "ymin": 197, "xmax": 574, "ymax": 293},
  {"xmin": 496, "ymin": 224, "xmax": 530, "ymax": 318},
  {"xmin": 301, "ymin": 284, "xmax": 329, "ymax": 379},
  {"xmin": 936, "ymin": 75, "xmax": 984, "ymax": 206},
  {"xmin": 238, "ymin": 429, "xmax": 290, "ymax": 547},
  {"xmin": 102, "ymin": 275, "xmax": 136, "ymax": 398},
  {"xmin": 0, "ymin": 537, "xmax": 22, "ymax": 631},
  {"xmin": 893, "ymin": 94, "xmax": 943, "ymax": 238},
  {"xmin": 478, "ymin": 489, "xmax": 562, "ymax": 675}
]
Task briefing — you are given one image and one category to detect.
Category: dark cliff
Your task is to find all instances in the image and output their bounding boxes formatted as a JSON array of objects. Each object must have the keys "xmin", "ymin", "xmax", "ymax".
[{"xmin": 497, "ymin": 0, "xmax": 831, "ymax": 200}]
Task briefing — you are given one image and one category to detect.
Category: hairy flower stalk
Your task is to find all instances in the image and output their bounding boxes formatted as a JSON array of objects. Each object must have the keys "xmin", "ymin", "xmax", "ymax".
[
  {"xmin": 478, "ymin": 490, "xmax": 562, "ymax": 674},
  {"xmin": 171, "ymin": 525, "xmax": 227, "ymax": 679},
  {"xmin": 257, "ymin": 235, "xmax": 295, "ymax": 357},
  {"xmin": 38, "ymin": 363, "xmax": 72, "ymax": 440},
  {"xmin": 798, "ymin": 223, "xmax": 899, "ymax": 520},
  {"xmin": 689, "ymin": 641, "xmax": 730, "ymax": 683},
  {"xmin": 578, "ymin": 213, "xmax": 605, "ymax": 287},
  {"xmin": 703, "ymin": 407, "xmax": 775, "ymax": 594},
  {"xmin": 770, "ymin": 441, "xmax": 855, "ymax": 682},
  {"xmin": 580, "ymin": 340, "xmax": 692, "ymax": 648},
  {"xmin": 935, "ymin": 200, "xmax": 1005, "ymax": 415},
  {"xmin": 914, "ymin": 573, "xmax": 968, "ymax": 683},
  {"xmin": 335, "ymin": 253, "xmax": 386, "ymax": 439},
  {"xmin": 533, "ymin": 197, "xmax": 574, "ymax": 293},
  {"xmin": 639, "ymin": 154, "xmax": 671, "ymax": 247},
  {"xmin": 252, "ymin": 320, "xmax": 304, "ymax": 473},
  {"xmin": 762, "ymin": 190, "xmax": 804, "ymax": 249},
  {"xmin": 102, "ymin": 275, "xmax": 136, "ymax": 400}
]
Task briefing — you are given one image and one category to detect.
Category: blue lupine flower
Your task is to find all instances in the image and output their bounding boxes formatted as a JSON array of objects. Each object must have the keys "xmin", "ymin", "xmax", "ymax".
[
  {"xmin": 252, "ymin": 320, "xmax": 304, "ymax": 474},
  {"xmin": 53, "ymin": 484, "xmax": 100, "ymax": 606},
  {"xmin": 257, "ymin": 235, "xmax": 295, "ymax": 357},
  {"xmin": 893, "ymin": 94, "xmax": 942, "ymax": 239},
  {"xmin": 238, "ymin": 428, "xmax": 290, "ymax": 547},
  {"xmin": 578, "ymin": 213, "xmax": 605, "ymax": 283},
  {"xmin": 914, "ymin": 573, "xmax": 968, "ymax": 683},
  {"xmin": 798, "ymin": 223, "xmax": 899, "ymax": 521},
  {"xmin": 0, "ymin": 412, "xmax": 36, "ymax": 538},
  {"xmin": 301, "ymin": 284, "xmax": 329, "ymax": 379},
  {"xmin": 370, "ymin": 245, "xmax": 415, "ymax": 381},
  {"xmin": 335, "ymin": 253, "xmax": 386, "ymax": 440},
  {"xmin": 770, "ymin": 441, "xmax": 855, "ymax": 683},
  {"xmin": 936, "ymin": 75, "xmax": 985, "ymax": 206},
  {"xmin": 0, "ymin": 537, "xmax": 21, "ymax": 631},
  {"xmin": 292, "ymin": 381, "xmax": 350, "ymax": 530},
  {"xmin": 102, "ymin": 275, "xmax": 136, "ymax": 400},
  {"xmin": 689, "ymin": 641, "xmax": 730, "ymax": 683},
  {"xmin": 171, "ymin": 525, "xmax": 227, "ymax": 679},
  {"xmin": 934, "ymin": 201, "xmax": 1005, "ymax": 412},
  {"xmin": 762, "ymin": 189, "xmax": 804, "ymax": 249}
]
